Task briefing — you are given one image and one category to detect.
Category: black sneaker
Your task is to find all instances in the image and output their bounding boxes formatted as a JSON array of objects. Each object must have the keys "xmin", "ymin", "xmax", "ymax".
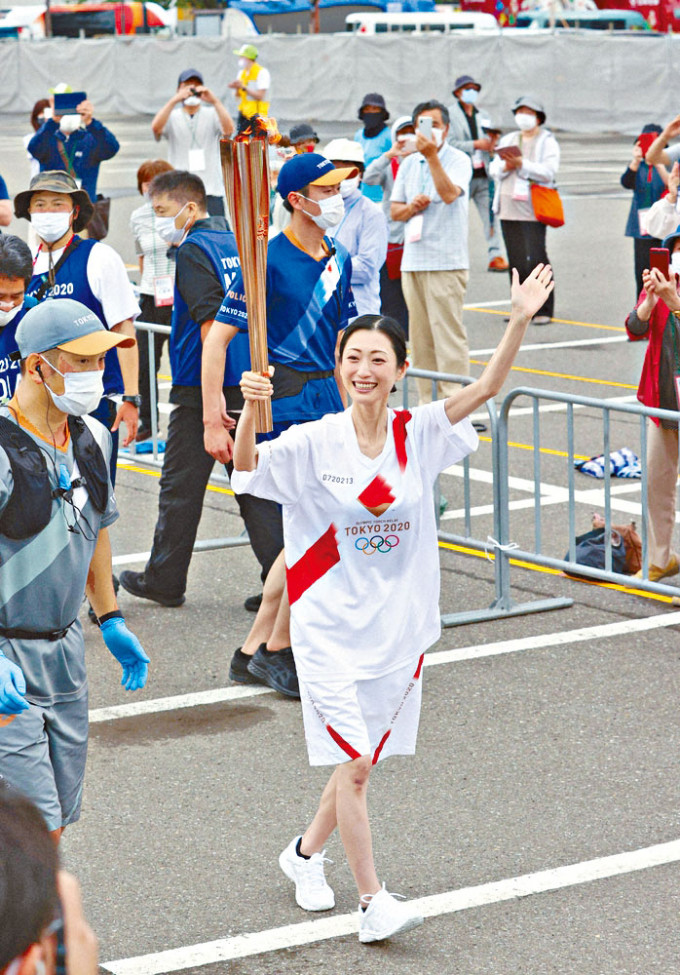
[
  {"xmin": 244, "ymin": 592, "xmax": 263, "ymax": 612},
  {"xmin": 247, "ymin": 644, "xmax": 300, "ymax": 698},
  {"xmin": 119, "ymin": 570, "xmax": 186, "ymax": 608},
  {"xmin": 229, "ymin": 647, "xmax": 265, "ymax": 685}
]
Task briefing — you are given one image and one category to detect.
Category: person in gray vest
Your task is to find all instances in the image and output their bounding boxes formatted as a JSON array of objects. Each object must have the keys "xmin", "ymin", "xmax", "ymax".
[
  {"xmin": 448, "ymin": 74, "xmax": 508, "ymax": 273},
  {"xmin": 0, "ymin": 299, "xmax": 149, "ymax": 841}
]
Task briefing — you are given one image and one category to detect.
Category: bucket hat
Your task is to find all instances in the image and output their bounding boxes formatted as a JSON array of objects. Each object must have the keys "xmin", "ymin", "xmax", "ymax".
[
  {"xmin": 512, "ymin": 95, "xmax": 546, "ymax": 126},
  {"xmin": 14, "ymin": 171, "xmax": 94, "ymax": 233}
]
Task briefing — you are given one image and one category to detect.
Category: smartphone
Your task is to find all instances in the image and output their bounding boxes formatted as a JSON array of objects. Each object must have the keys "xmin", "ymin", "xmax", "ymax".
[
  {"xmin": 650, "ymin": 247, "xmax": 670, "ymax": 279},
  {"xmin": 418, "ymin": 116, "xmax": 433, "ymax": 140},
  {"xmin": 53, "ymin": 91, "xmax": 86, "ymax": 115}
]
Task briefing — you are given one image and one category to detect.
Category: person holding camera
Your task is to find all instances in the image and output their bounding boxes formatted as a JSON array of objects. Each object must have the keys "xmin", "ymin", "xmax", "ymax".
[
  {"xmin": 152, "ymin": 69, "xmax": 235, "ymax": 217},
  {"xmin": 27, "ymin": 90, "xmax": 119, "ymax": 205},
  {"xmin": 390, "ymin": 99, "xmax": 472, "ymax": 404}
]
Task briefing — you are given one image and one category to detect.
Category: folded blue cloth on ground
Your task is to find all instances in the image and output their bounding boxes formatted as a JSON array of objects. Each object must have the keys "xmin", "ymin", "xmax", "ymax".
[{"xmin": 574, "ymin": 447, "xmax": 641, "ymax": 479}]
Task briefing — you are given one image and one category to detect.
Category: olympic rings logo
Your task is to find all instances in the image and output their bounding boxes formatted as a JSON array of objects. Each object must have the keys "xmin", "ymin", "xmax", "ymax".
[{"xmin": 355, "ymin": 534, "xmax": 400, "ymax": 555}]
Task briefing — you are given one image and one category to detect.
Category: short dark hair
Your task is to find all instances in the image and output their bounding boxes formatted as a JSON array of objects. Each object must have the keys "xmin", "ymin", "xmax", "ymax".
[
  {"xmin": 0, "ymin": 235, "xmax": 33, "ymax": 286},
  {"xmin": 0, "ymin": 782, "xmax": 59, "ymax": 969},
  {"xmin": 412, "ymin": 100, "xmax": 450, "ymax": 126},
  {"xmin": 137, "ymin": 159, "xmax": 174, "ymax": 195},
  {"xmin": 339, "ymin": 314, "xmax": 407, "ymax": 368},
  {"xmin": 283, "ymin": 183, "xmax": 310, "ymax": 214},
  {"xmin": 148, "ymin": 170, "xmax": 207, "ymax": 211}
]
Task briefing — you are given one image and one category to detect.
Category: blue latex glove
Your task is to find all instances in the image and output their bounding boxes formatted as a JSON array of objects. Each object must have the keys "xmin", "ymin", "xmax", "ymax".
[
  {"xmin": 100, "ymin": 618, "xmax": 149, "ymax": 692},
  {"xmin": 0, "ymin": 653, "xmax": 29, "ymax": 715}
]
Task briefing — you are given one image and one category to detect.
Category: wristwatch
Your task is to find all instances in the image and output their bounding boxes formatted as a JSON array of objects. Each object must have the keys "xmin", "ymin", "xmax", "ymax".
[{"xmin": 122, "ymin": 395, "xmax": 142, "ymax": 408}]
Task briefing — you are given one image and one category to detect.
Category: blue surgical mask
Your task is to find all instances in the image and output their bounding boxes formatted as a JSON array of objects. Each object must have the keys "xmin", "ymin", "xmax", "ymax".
[{"xmin": 460, "ymin": 88, "xmax": 479, "ymax": 106}]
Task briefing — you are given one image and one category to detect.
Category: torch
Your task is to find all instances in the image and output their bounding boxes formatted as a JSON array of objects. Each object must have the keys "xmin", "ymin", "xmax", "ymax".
[{"xmin": 221, "ymin": 120, "xmax": 274, "ymax": 433}]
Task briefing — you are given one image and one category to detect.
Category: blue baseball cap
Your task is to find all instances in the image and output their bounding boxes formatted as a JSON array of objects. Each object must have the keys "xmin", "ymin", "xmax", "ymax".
[
  {"xmin": 15, "ymin": 299, "xmax": 135, "ymax": 358},
  {"xmin": 277, "ymin": 152, "xmax": 357, "ymax": 200}
]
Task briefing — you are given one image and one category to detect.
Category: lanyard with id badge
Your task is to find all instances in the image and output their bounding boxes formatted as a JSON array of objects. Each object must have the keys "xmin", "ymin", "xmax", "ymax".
[
  {"xmin": 151, "ymin": 211, "xmax": 173, "ymax": 307},
  {"xmin": 406, "ymin": 158, "xmax": 432, "ymax": 243},
  {"xmin": 186, "ymin": 112, "xmax": 206, "ymax": 173}
]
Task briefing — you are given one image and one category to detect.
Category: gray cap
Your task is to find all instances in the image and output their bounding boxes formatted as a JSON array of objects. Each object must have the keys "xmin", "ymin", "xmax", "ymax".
[
  {"xmin": 512, "ymin": 95, "xmax": 546, "ymax": 125},
  {"xmin": 15, "ymin": 299, "xmax": 135, "ymax": 358}
]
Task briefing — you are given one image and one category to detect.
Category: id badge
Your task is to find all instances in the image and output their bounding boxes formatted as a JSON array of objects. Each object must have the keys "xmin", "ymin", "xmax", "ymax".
[
  {"xmin": 638, "ymin": 208, "xmax": 650, "ymax": 236},
  {"xmin": 154, "ymin": 275, "xmax": 174, "ymax": 308},
  {"xmin": 188, "ymin": 148, "xmax": 206, "ymax": 172},
  {"xmin": 512, "ymin": 176, "xmax": 529, "ymax": 201},
  {"xmin": 406, "ymin": 213, "xmax": 423, "ymax": 243},
  {"xmin": 675, "ymin": 374, "xmax": 680, "ymax": 409}
]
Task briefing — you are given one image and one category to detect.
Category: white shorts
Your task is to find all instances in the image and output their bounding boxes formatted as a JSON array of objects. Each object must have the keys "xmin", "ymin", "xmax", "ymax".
[{"xmin": 299, "ymin": 654, "xmax": 425, "ymax": 767}]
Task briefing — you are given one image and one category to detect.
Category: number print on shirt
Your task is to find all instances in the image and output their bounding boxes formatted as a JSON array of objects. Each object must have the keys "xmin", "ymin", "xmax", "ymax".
[{"xmin": 48, "ymin": 282, "xmax": 74, "ymax": 297}]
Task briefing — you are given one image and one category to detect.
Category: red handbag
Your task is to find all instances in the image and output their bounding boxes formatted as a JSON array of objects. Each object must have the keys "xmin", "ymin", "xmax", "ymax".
[{"xmin": 530, "ymin": 184, "xmax": 565, "ymax": 228}]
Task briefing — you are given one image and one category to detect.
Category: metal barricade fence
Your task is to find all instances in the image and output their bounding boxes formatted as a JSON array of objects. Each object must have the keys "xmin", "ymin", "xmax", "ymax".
[
  {"xmin": 494, "ymin": 386, "xmax": 680, "ymax": 604},
  {"xmin": 125, "ymin": 334, "xmax": 674, "ymax": 616}
]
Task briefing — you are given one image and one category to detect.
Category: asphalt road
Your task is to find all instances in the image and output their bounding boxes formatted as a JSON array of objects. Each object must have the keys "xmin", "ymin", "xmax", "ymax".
[{"xmin": 2, "ymin": 115, "xmax": 680, "ymax": 975}]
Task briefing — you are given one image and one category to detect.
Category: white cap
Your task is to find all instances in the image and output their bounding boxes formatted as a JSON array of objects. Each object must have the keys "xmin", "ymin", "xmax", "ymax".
[{"xmin": 322, "ymin": 138, "xmax": 365, "ymax": 166}]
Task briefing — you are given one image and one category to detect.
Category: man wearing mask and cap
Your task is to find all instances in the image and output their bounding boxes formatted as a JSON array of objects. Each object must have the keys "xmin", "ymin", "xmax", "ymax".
[
  {"xmin": 323, "ymin": 138, "xmax": 387, "ymax": 316},
  {"xmin": 354, "ymin": 93, "xmax": 392, "ymax": 204},
  {"xmin": 448, "ymin": 74, "xmax": 508, "ymax": 273},
  {"xmin": 202, "ymin": 152, "xmax": 357, "ymax": 697},
  {"xmin": 152, "ymin": 69, "xmax": 235, "ymax": 217},
  {"xmin": 228, "ymin": 44, "xmax": 271, "ymax": 133},
  {"xmin": 15, "ymin": 171, "xmax": 141, "ymax": 484},
  {"xmin": 0, "ymin": 236, "xmax": 39, "ymax": 403},
  {"xmin": 0, "ymin": 299, "xmax": 149, "ymax": 841},
  {"xmin": 27, "ymin": 84, "xmax": 119, "ymax": 206}
]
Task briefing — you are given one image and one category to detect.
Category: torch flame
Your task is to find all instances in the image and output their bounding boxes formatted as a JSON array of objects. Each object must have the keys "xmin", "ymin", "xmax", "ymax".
[{"xmin": 234, "ymin": 115, "xmax": 282, "ymax": 145}]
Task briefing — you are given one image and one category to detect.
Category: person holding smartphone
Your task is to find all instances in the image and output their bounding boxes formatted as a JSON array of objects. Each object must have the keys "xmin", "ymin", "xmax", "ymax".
[
  {"xmin": 625, "ymin": 231, "xmax": 680, "ymax": 584},
  {"xmin": 489, "ymin": 96, "xmax": 559, "ymax": 325},
  {"xmin": 390, "ymin": 99, "xmax": 472, "ymax": 405}
]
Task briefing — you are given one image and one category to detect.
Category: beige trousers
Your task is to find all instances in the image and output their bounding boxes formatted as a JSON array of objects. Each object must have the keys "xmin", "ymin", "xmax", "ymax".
[
  {"xmin": 646, "ymin": 419, "xmax": 679, "ymax": 568},
  {"xmin": 401, "ymin": 269, "xmax": 469, "ymax": 403}
]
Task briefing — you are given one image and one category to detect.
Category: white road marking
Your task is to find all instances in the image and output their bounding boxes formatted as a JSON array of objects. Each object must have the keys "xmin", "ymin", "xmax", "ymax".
[
  {"xmin": 101, "ymin": 836, "xmax": 680, "ymax": 974},
  {"xmin": 88, "ymin": 612, "xmax": 680, "ymax": 725},
  {"xmin": 470, "ymin": 335, "xmax": 628, "ymax": 355}
]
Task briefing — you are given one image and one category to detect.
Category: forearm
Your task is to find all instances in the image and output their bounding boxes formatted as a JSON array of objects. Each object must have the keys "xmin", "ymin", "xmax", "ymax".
[
  {"xmin": 213, "ymin": 98, "xmax": 235, "ymax": 137},
  {"xmin": 201, "ymin": 325, "xmax": 230, "ymax": 424},
  {"xmin": 427, "ymin": 155, "xmax": 460, "ymax": 203},
  {"xmin": 86, "ymin": 120, "xmax": 119, "ymax": 161},
  {"xmin": 391, "ymin": 201, "xmax": 415, "ymax": 222},
  {"xmin": 646, "ymin": 134, "xmax": 670, "ymax": 167},
  {"xmin": 112, "ymin": 320, "xmax": 139, "ymax": 395},
  {"xmin": 444, "ymin": 310, "xmax": 531, "ymax": 425},
  {"xmin": 86, "ymin": 528, "xmax": 118, "ymax": 618},
  {"xmin": 151, "ymin": 99, "xmax": 176, "ymax": 138},
  {"xmin": 233, "ymin": 400, "xmax": 259, "ymax": 470}
]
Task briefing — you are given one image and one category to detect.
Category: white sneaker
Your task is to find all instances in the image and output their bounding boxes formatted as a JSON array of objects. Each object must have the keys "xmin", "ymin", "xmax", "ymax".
[
  {"xmin": 358, "ymin": 884, "xmax": 424, "ymax": 943},
  {"xmin": 278, "ymin": 835, "xmax": 335, "ymax": 911}
]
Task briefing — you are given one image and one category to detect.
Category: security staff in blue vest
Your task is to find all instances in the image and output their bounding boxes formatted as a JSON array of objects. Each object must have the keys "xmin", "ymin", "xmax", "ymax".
[
  {"xmin": 119, "ymin": 170, "xmax": 282, "ymax": 608},
  {"xmin": 14, "ymin": 172, "xmax": 140, "ymax": 485},
  {"xmin": 0, "ymin": 236, "xmax": 39, "ymax": 403}
]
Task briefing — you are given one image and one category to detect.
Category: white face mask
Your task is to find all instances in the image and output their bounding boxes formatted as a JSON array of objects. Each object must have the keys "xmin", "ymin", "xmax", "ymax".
[
  {"xmin": 671, "ymin": 253, "xmax": 680, "ymax": 277},
  {"xmin": 41, "ymin": 357, "xmax": 104, "ymax": 416},
  {"xmin": 31, "ymin": 210, "xmax": 73, "ymax": 244},
  {"xmin": 432, "ymin": 127, "xmax": 445, "ymax": 147},
  {"xmin": 339, "ymin": 176, "xmax": 360, "ymax": 198},
  {"xmin": 238, "ymin": 58, "xmax": 249, "ymax": 70},
  {"xmin": 59, "ymin": 114, "xmax": 81, "ymax": 134},
  {"xmin": 460, "ymin": 88, "xmax": 479, "ymax": 106},
  {"xmin": 183, "ymin": 96, "xmax": 201, "ymax": 108},
  {"xmin": 155, "ymin": 203, "xmax": 191, "ymax": 246},
  {"xmin": 515, "ymin": 112, "xmax": 538, "ymax": 132},
  {"xmin": 0, "ymin": 303, "xmax": 22, "ymax": 328},
  {"xmin": 300, "ymin": 193, "xmax": 345, "ymax": 231}
]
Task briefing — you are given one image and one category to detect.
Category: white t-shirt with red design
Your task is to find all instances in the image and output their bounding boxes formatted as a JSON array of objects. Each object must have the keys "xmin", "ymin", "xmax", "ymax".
[{"xmin": 231, "ymin": 400, "xmax": 478, "ymax": 682}]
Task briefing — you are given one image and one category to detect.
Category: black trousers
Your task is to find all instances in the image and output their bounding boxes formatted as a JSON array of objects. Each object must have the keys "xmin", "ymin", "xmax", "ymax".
[
  {"xmin": 137, "ymin": 294, "xmax": 171, "ymax": 431},
  {"xmin": 634, "ymin": 235, "xmax": 662, "ymax": 300},
  {"xmin": 143, "ymin": 404, "xmax": 283, "ymax": 598},
  {"xmin": 500, "ymin": 219, "xmax": 554, "ymax": 319},
  {"xmin": 379, "ymin": 263, "xmax": 409, "ymax": 339}
]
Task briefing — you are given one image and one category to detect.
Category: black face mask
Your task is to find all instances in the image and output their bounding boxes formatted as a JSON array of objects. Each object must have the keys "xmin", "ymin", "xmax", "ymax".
[{"xmin": 360, "ymin": 111, "xmax": 387, "ymax": 137}]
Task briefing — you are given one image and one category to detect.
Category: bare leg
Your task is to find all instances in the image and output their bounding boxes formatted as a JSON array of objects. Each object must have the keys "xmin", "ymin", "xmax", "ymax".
[
  {"xmin": 336, "ymin": 756, "xmax": 380, "ymax": 897},
  {"xmin": 267, "ymin": 585, "xmax": 291, "ymax": 652},
  {"xmin": 300, "ymin": 768, "xmax": 339, "ymax": 855},
  {"xmin": 241, "ymin": 550, "xmax": 285, "ymax": 655}
]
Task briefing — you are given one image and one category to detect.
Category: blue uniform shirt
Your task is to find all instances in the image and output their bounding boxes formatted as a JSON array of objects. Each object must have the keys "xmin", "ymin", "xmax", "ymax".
[
  {"xmin": 0, "ymin": 297, "xmax": 38, "ymax": 402},
  {"xmin": 215, "ymin": 231, "xmax": 356, "ymax": 425}
]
